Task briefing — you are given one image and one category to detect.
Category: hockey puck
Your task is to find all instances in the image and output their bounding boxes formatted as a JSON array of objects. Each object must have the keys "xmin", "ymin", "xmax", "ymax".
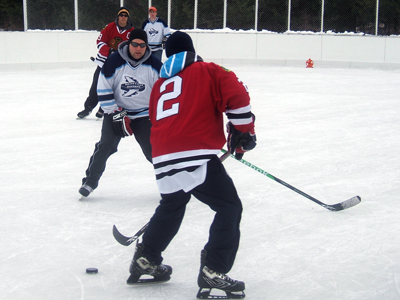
[{"xmin": 86, "ymin": 268, "xmax": 98, "ymax": 274}]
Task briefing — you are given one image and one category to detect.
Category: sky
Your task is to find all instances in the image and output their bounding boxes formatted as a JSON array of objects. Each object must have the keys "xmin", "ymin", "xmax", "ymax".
[{"xmin": 1, "ymin": 62, "xmax": 400, "ymax": 300}]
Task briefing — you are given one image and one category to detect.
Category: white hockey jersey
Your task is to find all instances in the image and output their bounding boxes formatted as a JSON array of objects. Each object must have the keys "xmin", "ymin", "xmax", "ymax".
[
  {"xmin": 142, "ymin": 18, "xmax": 171, "ymax": 52},
  {"xmin": 97, "ymin": 41, "xmax": 162, "ymax": 119}
]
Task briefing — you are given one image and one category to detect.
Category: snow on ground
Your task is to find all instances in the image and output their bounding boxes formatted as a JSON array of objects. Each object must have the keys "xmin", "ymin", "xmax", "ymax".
[{"xmin": 1, "ymin": 63, "xmax": 400, "ymax": 300}]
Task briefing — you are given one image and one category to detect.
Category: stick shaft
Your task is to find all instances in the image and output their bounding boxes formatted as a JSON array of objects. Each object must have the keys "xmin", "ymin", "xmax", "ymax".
[{"xmin": 221, "ymin": 149, "xmax": 360, "ymax": 211}]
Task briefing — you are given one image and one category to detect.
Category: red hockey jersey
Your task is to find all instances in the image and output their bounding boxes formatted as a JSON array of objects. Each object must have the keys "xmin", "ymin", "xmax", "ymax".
[
  {"xmin": 149, "ymin": 52, "xmax": 255, "ymax": 194},
  {"xmin": 95, "ymin": 21, "xmax": 134, "ymax": 67}
]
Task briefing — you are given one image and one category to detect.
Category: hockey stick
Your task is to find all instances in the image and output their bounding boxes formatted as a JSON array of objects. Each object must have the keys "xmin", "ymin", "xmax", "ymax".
[
  {"xmin": 113, "ymin": 152, "xmax": 231, "ymax": 246},
  {"xmin": 219, "ymin": 149, "xmax": 231, "ymax": 162},
  {"xmin": 113, "ymin": 223, "xmax": 148, "ymax": 246},
  {"xmin": 221, "ymin": 149, "xmax": 361, "ymax": 211}
]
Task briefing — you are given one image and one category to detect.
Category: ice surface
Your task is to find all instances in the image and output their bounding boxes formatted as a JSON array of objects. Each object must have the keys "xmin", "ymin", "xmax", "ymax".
[{"xmin": 1, "ymin": 63, "xmax": 400, "ymax": 300}]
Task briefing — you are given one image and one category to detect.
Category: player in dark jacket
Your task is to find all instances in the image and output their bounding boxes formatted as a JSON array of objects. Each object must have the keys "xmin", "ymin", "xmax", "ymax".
[
  {"xmin": 77, "ymin": 7, "xmax": 134, "ymax": 119},
  {"xmin": 126, "ymin": 31, "xmax": 256, "ymax": 299}
]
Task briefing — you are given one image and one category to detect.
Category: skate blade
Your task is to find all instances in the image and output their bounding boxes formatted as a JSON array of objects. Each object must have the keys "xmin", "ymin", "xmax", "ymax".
[
  {"xmin": 127, "ymin": 275, "xmax": 171, "ymax": 285},
  {"xmin": 76, "ymin": 118, "xmax": 101, "ymax": 121},
  {"xmin": 197, "ymin": 288, "xmax": 245, "ymax": 299}
]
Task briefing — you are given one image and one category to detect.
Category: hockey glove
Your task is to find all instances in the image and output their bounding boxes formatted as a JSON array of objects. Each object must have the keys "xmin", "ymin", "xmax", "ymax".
[
  {"xmin": 227, "ymin": 122, "xmax": 257, "ymax": 160},
  {"xmin": 109, "ymin": 47, "xmax": 117, "ymax": 55},
  {"xmin": 112, "ymin": 108, "xmax": 133, "ymax": 138},
  {"xmin": 162, "ymin": 36, "xmax": 168, "ymax": 49}
]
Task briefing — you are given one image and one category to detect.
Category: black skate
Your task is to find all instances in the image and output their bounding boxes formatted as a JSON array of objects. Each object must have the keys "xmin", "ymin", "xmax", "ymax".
[
  {"xmin": 78, "ymin": 183, "xmax": 94, "ymax": 197},
  {"xmin": 95, "ymin": 107, "xmax": 104, "ymax": 119},
  {"xmin": 77, "ymin": 108, "xmax": 92, "ymax": 119},
  {"xmin": 127, "ymin": 242, "xmax": 172, "ymax": 284},
  {"xmin": 197, "ymin": 266, "xmax": 245, "ymax": 299},
  {"xmin": 197, "ymin": 250, "xmax": 245, "ymax": 299}
]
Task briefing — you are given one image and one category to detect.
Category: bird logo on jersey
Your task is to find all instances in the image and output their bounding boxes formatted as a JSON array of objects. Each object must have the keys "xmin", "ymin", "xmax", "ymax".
[
  {"xmin": 121, "ymin": 76, "xmax": 145, "ymax": 96},
  {"xmin": 110, "ymin": 37, "xmax": 123, "ymax": 50},
  {"xmin": 148, "ymin": 28, "xmax": 159, "ymax": 37}
]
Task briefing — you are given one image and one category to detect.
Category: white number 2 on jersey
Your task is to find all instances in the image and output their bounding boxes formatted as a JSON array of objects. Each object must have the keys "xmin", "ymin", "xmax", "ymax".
[{"xmin": 156, "ymin": 76, "xmax": 182, "ymax": 121}]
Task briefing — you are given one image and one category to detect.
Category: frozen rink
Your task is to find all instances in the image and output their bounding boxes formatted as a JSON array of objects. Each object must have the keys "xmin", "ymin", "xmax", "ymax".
[{"xmin": 1, "ymin": 62, "xmax": 400, "ymax": 300}]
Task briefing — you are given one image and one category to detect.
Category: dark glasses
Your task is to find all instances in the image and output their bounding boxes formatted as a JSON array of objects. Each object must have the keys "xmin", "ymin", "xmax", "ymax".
[
  {"xmin": 130, "ymin": 42, "xmax": 146, "ymax": 48},
  {"xmin": 119, "ymin": 14, "xmax": 128, "ymax": 17}
]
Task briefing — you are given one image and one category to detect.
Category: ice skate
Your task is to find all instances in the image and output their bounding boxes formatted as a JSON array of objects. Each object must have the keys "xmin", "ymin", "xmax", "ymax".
[
  {"xmin": 77, "ymin": 108, "xmax": 92, "ymax": 119},
  {"xmin": 78, "ymin": 183, "xmax": 94, "ymax": 198},
  {"xmin": 95, "ymin": 107, "xmax": 104, "ymax": 119},
  {"xmin": 197, "ymin": 250, "xmax": 245, "ymax": 299},
  {"xmin": 197, "ymin": 266, "xmax": 245, "ymax": 299},
  {"xmin": 127, "ymin": 242, "xmax": 172, "ymax": 284}
]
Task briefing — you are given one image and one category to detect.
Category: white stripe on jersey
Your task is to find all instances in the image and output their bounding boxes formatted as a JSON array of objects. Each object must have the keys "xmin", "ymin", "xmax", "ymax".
[
  {"xmin": 152, "ymin": 149, "xmax": 219, "ymax": 164},
  {"xmin": 153, "ymin": 149, "xmax": 220, "ymax": 194},
  {"xmin": 154, "ymin": 159, "xmax": 209, "ymax": 176},
  {"xmin": 230, "ymin": 117, "xmax": 254, "ymax": 126},
  {"xmin": 156, "ymin": 164, "xmax": 207, "ymax": 194},
  {"xmin": 225, "ymin": 104, "xmax": 252, "ymax": 115}
]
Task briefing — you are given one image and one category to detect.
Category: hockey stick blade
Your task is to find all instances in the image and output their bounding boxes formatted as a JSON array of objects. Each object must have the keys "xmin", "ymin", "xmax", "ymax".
[
  {"xmin": 112, "ymin": 223, "xmax": 148, "ymax": 246},
  {"xmin": 112, "ymin": 154, "xmax": 230, "ymax": 246},
  {"xmin": 221, "ymin": 149, "xmax": 361, "ymax": 211},
  {"xmin": 320, "ymin": 195, "xmax": 361, "ymax": 211}
]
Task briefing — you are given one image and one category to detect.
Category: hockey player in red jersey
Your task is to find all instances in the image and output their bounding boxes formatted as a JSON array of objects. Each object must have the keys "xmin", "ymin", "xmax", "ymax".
[
  {"xmin": 94, "ymin": 7, "xmax": 133, "ymax": 68},
  {"xmin": 77, "ymin": 7, "xmax": 134, "ymax": 119},
  {"xmin": 126, "ymin": 31, "xmax": 256, "ymax": 299}
]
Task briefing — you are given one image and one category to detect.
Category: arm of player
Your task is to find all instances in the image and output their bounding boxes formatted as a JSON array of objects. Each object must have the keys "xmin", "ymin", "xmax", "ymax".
[
  {"xmin": 226, "ymin": 114, "xmax": 256, "ymax": 160},
  {"xmin": 97, "ymin": 69, "xmax": 119, "ymax": 115},
  {"xmin": 219, "ymin": 66, "xmax": 256, "ymax": 159},
  {"xmin": 95, "ymin": 25, "xmax": 113, "ymax": 67}
]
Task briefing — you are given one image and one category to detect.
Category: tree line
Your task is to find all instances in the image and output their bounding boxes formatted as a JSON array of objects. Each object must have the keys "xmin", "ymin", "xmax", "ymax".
[{"xmin": 1, "ymin": 0, "xmax": 399, "ymax": 35}]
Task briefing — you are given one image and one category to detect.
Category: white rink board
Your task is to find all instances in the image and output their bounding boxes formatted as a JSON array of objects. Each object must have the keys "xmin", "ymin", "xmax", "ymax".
[{"xmin": 0, "ymin": 30, "xmax": 399, "ymax": 69}]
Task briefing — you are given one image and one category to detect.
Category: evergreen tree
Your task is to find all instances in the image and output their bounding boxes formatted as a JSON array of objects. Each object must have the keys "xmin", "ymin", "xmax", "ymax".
[
  {"xmin": 0, "ymin": 0, "xmax": 23, "ymax": 30},
  {"xmin": 0, "ymin": 0, "xmax": 399, "ymax": 35}
]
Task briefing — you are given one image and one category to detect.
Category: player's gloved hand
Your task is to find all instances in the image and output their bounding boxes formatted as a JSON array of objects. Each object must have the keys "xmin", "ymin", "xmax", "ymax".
[
  {"xmin": 109, "ymin": 47, "xmax": 117, "ymax": 55},
  {"xmin": 111, "ymin": 108, "xmax": 133, "ymax": 138},
  {"xmin": 162, "ymin": 36, "xmax": 168, "ymax": 49},
  {"xmin": 227, "ymin": 122, "xmax": 257, "ymax": 160}
]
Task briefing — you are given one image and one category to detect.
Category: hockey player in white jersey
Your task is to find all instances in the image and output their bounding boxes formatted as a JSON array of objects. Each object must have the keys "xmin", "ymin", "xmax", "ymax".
[
  {"xmin": 141, "ymin": 6, "xmax": 171, "ymax": 61},
  {"xmin": 78, "ymin": 29, "xmax": 162, "ymax": 198}
]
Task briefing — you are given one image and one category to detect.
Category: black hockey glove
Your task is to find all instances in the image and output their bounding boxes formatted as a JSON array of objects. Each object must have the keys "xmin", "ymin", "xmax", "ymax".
[
  {"xmin": 109, "ymin": 47, "xmax": 117, "ymax": 55},
  {"xmin": 111, "ymin": 108, "xmax": 133, "ymax": 138},
  {"xmin": 227, "ymin": 122, "xmax": 257, "ymax": 160},
  {"xmin": 162, "ymin": 36, "xmax": 168, "ymax": 49}
]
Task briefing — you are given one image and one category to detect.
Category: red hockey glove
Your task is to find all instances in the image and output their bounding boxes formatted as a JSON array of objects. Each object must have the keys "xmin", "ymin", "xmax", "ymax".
[
  {"xmin": 227, "ymin": 122, "xmax": 257, "ymax": 160},
  {"xmin": 112, "ymin": 108, "xmax": 133, "ymax": 137}
]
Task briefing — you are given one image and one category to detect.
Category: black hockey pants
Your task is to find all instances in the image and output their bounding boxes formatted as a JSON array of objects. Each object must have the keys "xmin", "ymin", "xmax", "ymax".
[
  {"xmin": 82, "ymin": 114, "xmax": 152, "ymax": 189},
  {"xmin": 83, "ymin": 66, "xmax": 101, "ymax": 111},
  {"xmin": 142, "ymin": 156, "xmax": 243, "ymax": 274}
]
